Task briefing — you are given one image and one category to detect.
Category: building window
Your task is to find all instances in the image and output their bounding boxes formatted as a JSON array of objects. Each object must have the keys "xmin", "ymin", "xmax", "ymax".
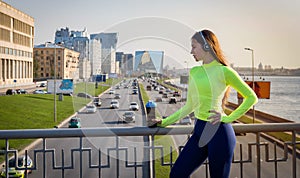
[
  {"xmin": 4, "ymin": 48, "xmax": 8, "ymax": 54},
  {"xmin": 0, "ymin": 28, "xmax": 10, "ymax": 42}
]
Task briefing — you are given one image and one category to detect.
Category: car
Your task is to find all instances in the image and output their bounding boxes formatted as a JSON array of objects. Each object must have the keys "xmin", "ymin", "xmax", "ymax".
[
  {"xmin": 0, "ymin": 155, "xmax": 33, "ymax": 178},
  {"xmin": 39, "ymin": 83, "xmax": 46, "ymax": 87},
  {"xmin": 179, "ymin": 116, "xmax": 192, "ymax": 125},
  {"xmin": 158, "ymin": 90, "xmax": 164, "ymax": 94},
  {"xmin": 16, "ymin": 89, "xmax": 28, "ymax": 94},
  {"xmin": 159, "ymin": 86, "xmax": 165, "ymax": 90},
  {"xmin": 165, "ymin": 89, "xmax": 172, "ymax": 93},
  {"xmin": 122, "ymin": 111, "xmax": 135, "ymax": 123},
  {"xmin": 33, "ymin": 89, "xmax": 47, "ymax": 94},
  {"xmin": 169, "ymin": 97, "xmax": 177, "ymax": 104},
  {"xmin": 86, "ymin": 105, "xmax": 97, "ymax": 113},
  {"xmin": 108, "ymin": 89, "xmax": 115, "ymax": 94},
  {"xmin": 132, "ymin": 89, "xmax": 138, "ymax": 95},
  {"xmin": 173, "ymin": 91, "xmax": 181, "ymax": 97},
  {"xmin": 162, "ymin": 93, "xmax": 168, "ymax": 98},
  {"xmin": 5, "ymin": 89, "xmax": 16, "ymax": 95},
  {"xmin": 77, "ymin": 92, "xmax": 92, "ymax": 98},
  {"xmin": 114, "ymin": 93, "xmax": 121, "ymax": 99},
  {"xmin": 146, "ymin": 85, "xmax": 152, "ymax": 91},
  {"xmin": 68, "ymin": 116, "xmax": 81, "ymax": 128},
  {"xmin": 93, "ymin": 97, "xmax": 102, "ymax": 107},
  {"xmin": 110, "ymin": 100, "xmax": 119, "ymax": 109},
  {"xmin": 129, "ymin": 102, "xmax": 139, "ymax": 111},
  {"xmin": 155, "ymin": 97, "xmax": 163, "ymax": 102}
]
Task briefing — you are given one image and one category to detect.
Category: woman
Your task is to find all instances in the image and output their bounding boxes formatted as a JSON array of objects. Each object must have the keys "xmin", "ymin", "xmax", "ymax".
[{"xmin": 152, "ymin": 29, "xmax": 258, "ymax": 178}]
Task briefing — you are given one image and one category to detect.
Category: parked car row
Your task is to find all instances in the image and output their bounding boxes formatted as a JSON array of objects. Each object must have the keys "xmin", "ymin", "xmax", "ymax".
[{"xmin": 6, "ymin": 88, "xmax": 29, "ymax": 95}]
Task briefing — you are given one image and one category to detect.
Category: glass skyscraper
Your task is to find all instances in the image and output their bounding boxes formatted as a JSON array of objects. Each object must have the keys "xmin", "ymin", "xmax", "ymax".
[{"xmin": 134, "ymin": 51, "xmax": 164, "ymax": 74}]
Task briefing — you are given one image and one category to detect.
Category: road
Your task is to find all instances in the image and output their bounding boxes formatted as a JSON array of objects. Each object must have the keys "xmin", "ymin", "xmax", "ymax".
[{"xmin": 27, "ymin": 79, "xmax": 147, "ymax": 178}]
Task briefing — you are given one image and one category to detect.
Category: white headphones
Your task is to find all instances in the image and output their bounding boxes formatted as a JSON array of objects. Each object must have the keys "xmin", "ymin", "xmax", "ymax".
[
  {"xmin": 199, "ymin": 30, "xmax": 221, "ymax": 63},
  {"xmin": 199, "ymin": 31, "xmax": 210, "ymax": 51}
]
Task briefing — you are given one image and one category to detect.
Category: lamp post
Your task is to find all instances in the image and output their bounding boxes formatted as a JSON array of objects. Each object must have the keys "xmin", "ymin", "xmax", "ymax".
[
  {"xmin": 184, "ymin": 61, "xmax": 188, "ymax": 75},
  {"xmin": 183, "ymin": 61, "xmax": 189, "ymax": 102},
  {"xmin": 54, "ymin": 44, "xmax": 57, "ymax": 123},
  {"xmin": 244, "ymin": 47, "xmax": 255, "ymax": 123}
]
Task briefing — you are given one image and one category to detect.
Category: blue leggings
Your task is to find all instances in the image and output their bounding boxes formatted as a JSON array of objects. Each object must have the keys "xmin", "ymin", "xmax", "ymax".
[{"xmin": 170, "ymin": 120, "xmax": 236, "ymax": 178}]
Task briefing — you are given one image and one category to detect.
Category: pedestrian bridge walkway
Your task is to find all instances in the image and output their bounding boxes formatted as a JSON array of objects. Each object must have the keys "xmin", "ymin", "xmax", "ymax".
[{"xmin": 0, "ymin": 123, "xmax": 299, "ymax": 178}]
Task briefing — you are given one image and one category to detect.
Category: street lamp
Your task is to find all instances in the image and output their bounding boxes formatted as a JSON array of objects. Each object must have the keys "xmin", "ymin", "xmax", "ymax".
[
  {"xmin": 183, "ymin": 60, "xmax": 189, "ymax": 102},
  {"xmin": 54, "ymin": 44, "xmax": 57, "ymax": 122},
  {"xmin": 244, "ymin": 47, "xmax": 255, "ymax": 123},
  {"xmin": 184, "ymin": 61, "xmax": 188, "ymax": 75}
]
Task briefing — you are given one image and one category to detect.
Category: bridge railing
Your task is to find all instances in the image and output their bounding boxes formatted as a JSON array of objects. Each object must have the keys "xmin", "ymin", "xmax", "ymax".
[{"xmin": 0, "ymin": 123, "xmax": 299, "ymax": 178}]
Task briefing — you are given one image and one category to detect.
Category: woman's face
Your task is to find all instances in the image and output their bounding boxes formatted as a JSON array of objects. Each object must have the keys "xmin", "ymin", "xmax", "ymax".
[{"xmin": 190, "ymin": 38, "xmax": 204, "ymax": 62}]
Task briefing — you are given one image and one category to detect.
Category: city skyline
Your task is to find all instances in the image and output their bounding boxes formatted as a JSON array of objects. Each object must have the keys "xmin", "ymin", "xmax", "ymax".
[{"xmin": 3, "ymin": 0, "xmax": 300, "ymax": 69}]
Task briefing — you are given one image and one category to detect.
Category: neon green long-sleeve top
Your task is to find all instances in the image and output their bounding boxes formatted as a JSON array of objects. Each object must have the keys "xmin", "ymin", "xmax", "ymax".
[{"xmin": 159, "ymin": 60, "xmax": 258, "ymax": 127}]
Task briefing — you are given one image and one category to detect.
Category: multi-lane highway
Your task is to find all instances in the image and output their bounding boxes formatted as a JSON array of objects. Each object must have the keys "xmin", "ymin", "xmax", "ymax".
[{"xmin": 27, "ymin": 79, "xmax": 147, "ymax": 178}]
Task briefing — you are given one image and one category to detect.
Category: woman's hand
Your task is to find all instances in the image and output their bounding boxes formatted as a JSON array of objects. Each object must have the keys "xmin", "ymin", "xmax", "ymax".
[
  {"xmin": 152, "ymin": 118, "xmax": 162, "ymax": 124},
  {"xmin": 207, "ymin": 110, "xmax": 221, "ymax": 125},
  {"xmin": 148, "ymin": 118, "xmax": 162, "ymax": 128}
]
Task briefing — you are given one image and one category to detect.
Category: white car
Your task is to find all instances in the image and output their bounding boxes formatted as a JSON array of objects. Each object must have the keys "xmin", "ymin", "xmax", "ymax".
[
  {"xmin": 110, "ymin": 100, "xmax": 119, "ymax": 109},
  {"xmin": 93, "ymin": 97, "xmax": 102, "ymax": 107},
  {"xmin": 33, "ymin": 89, "xmax": 47, "ymax": 94},
  {"xmin": 108, "ymin": 89, "xmax": 115, "ymax": 94},
  {"xmin": 129, "ymin": 102, "xmax": 139, "ymax": 111},
  {"xmin": 86, "ymin": 105, "xmax": 97, "ymax": 113},
  {"xmin": 122, "ymin": 111, "xmax": 136, "ymax": 123}
]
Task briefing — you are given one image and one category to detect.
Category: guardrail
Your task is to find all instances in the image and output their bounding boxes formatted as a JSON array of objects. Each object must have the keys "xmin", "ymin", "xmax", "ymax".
[{"xmin": 0, "ymin": 123, "xmax": 300, "ymax": 178}]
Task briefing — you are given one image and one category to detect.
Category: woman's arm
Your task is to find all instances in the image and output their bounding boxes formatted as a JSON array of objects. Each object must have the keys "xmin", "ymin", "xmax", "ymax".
[
  {"xmin": 158, "ymin": 71, "xmax": 196, "ymax": 127},
  {"xmin": 221, "ymin": 67, "xmax": 258, "ymax": 123}
]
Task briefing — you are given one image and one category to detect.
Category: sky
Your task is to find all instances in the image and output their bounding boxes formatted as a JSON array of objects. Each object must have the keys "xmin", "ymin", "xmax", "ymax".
[{"xmin": 3, "ymin": 0, "xmax": 300, "ymax": 69}]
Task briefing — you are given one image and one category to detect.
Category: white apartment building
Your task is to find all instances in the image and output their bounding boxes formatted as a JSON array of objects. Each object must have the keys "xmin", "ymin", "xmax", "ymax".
[
  {"xmin": 0, "ymin": 1, "xmax": 34, "ymax": 87},
  {"xmin": 89, "ymin": 38, "xmax": 101, "ymax": 75}
]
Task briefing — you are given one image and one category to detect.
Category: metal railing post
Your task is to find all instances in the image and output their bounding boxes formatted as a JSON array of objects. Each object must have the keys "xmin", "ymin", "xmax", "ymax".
[
  {"xmin": 292, "ymin": 131, "xmax": 297, "ymax": 178},
  {"xmin": 5, "ymin": 139, "xmax": 9, "ymax": 178},
  {"xmin": 256, "ymin": 133, "xmax": 261, "ymax": 178}
]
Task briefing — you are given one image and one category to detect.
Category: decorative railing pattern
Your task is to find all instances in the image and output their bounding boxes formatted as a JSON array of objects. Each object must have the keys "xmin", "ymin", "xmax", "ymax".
[{"xmin": 0, "ymin": 123, "xmax": 299, "ymax": 178}]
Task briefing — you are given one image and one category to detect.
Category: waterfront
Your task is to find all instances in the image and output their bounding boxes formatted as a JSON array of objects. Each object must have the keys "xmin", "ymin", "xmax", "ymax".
[{"xmin": 169, "ymin": 76, "xmax": 300, "ymax": 123}]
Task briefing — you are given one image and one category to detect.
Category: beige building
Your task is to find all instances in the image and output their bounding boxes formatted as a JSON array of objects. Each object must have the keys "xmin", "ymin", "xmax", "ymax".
[
  {"xmin": 33, "ymin": 43, "xmax": 80, "ymax": 80},
  {"xmin": 0, "ymin": 1, "xmax": 34, "ymax": 87}
]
